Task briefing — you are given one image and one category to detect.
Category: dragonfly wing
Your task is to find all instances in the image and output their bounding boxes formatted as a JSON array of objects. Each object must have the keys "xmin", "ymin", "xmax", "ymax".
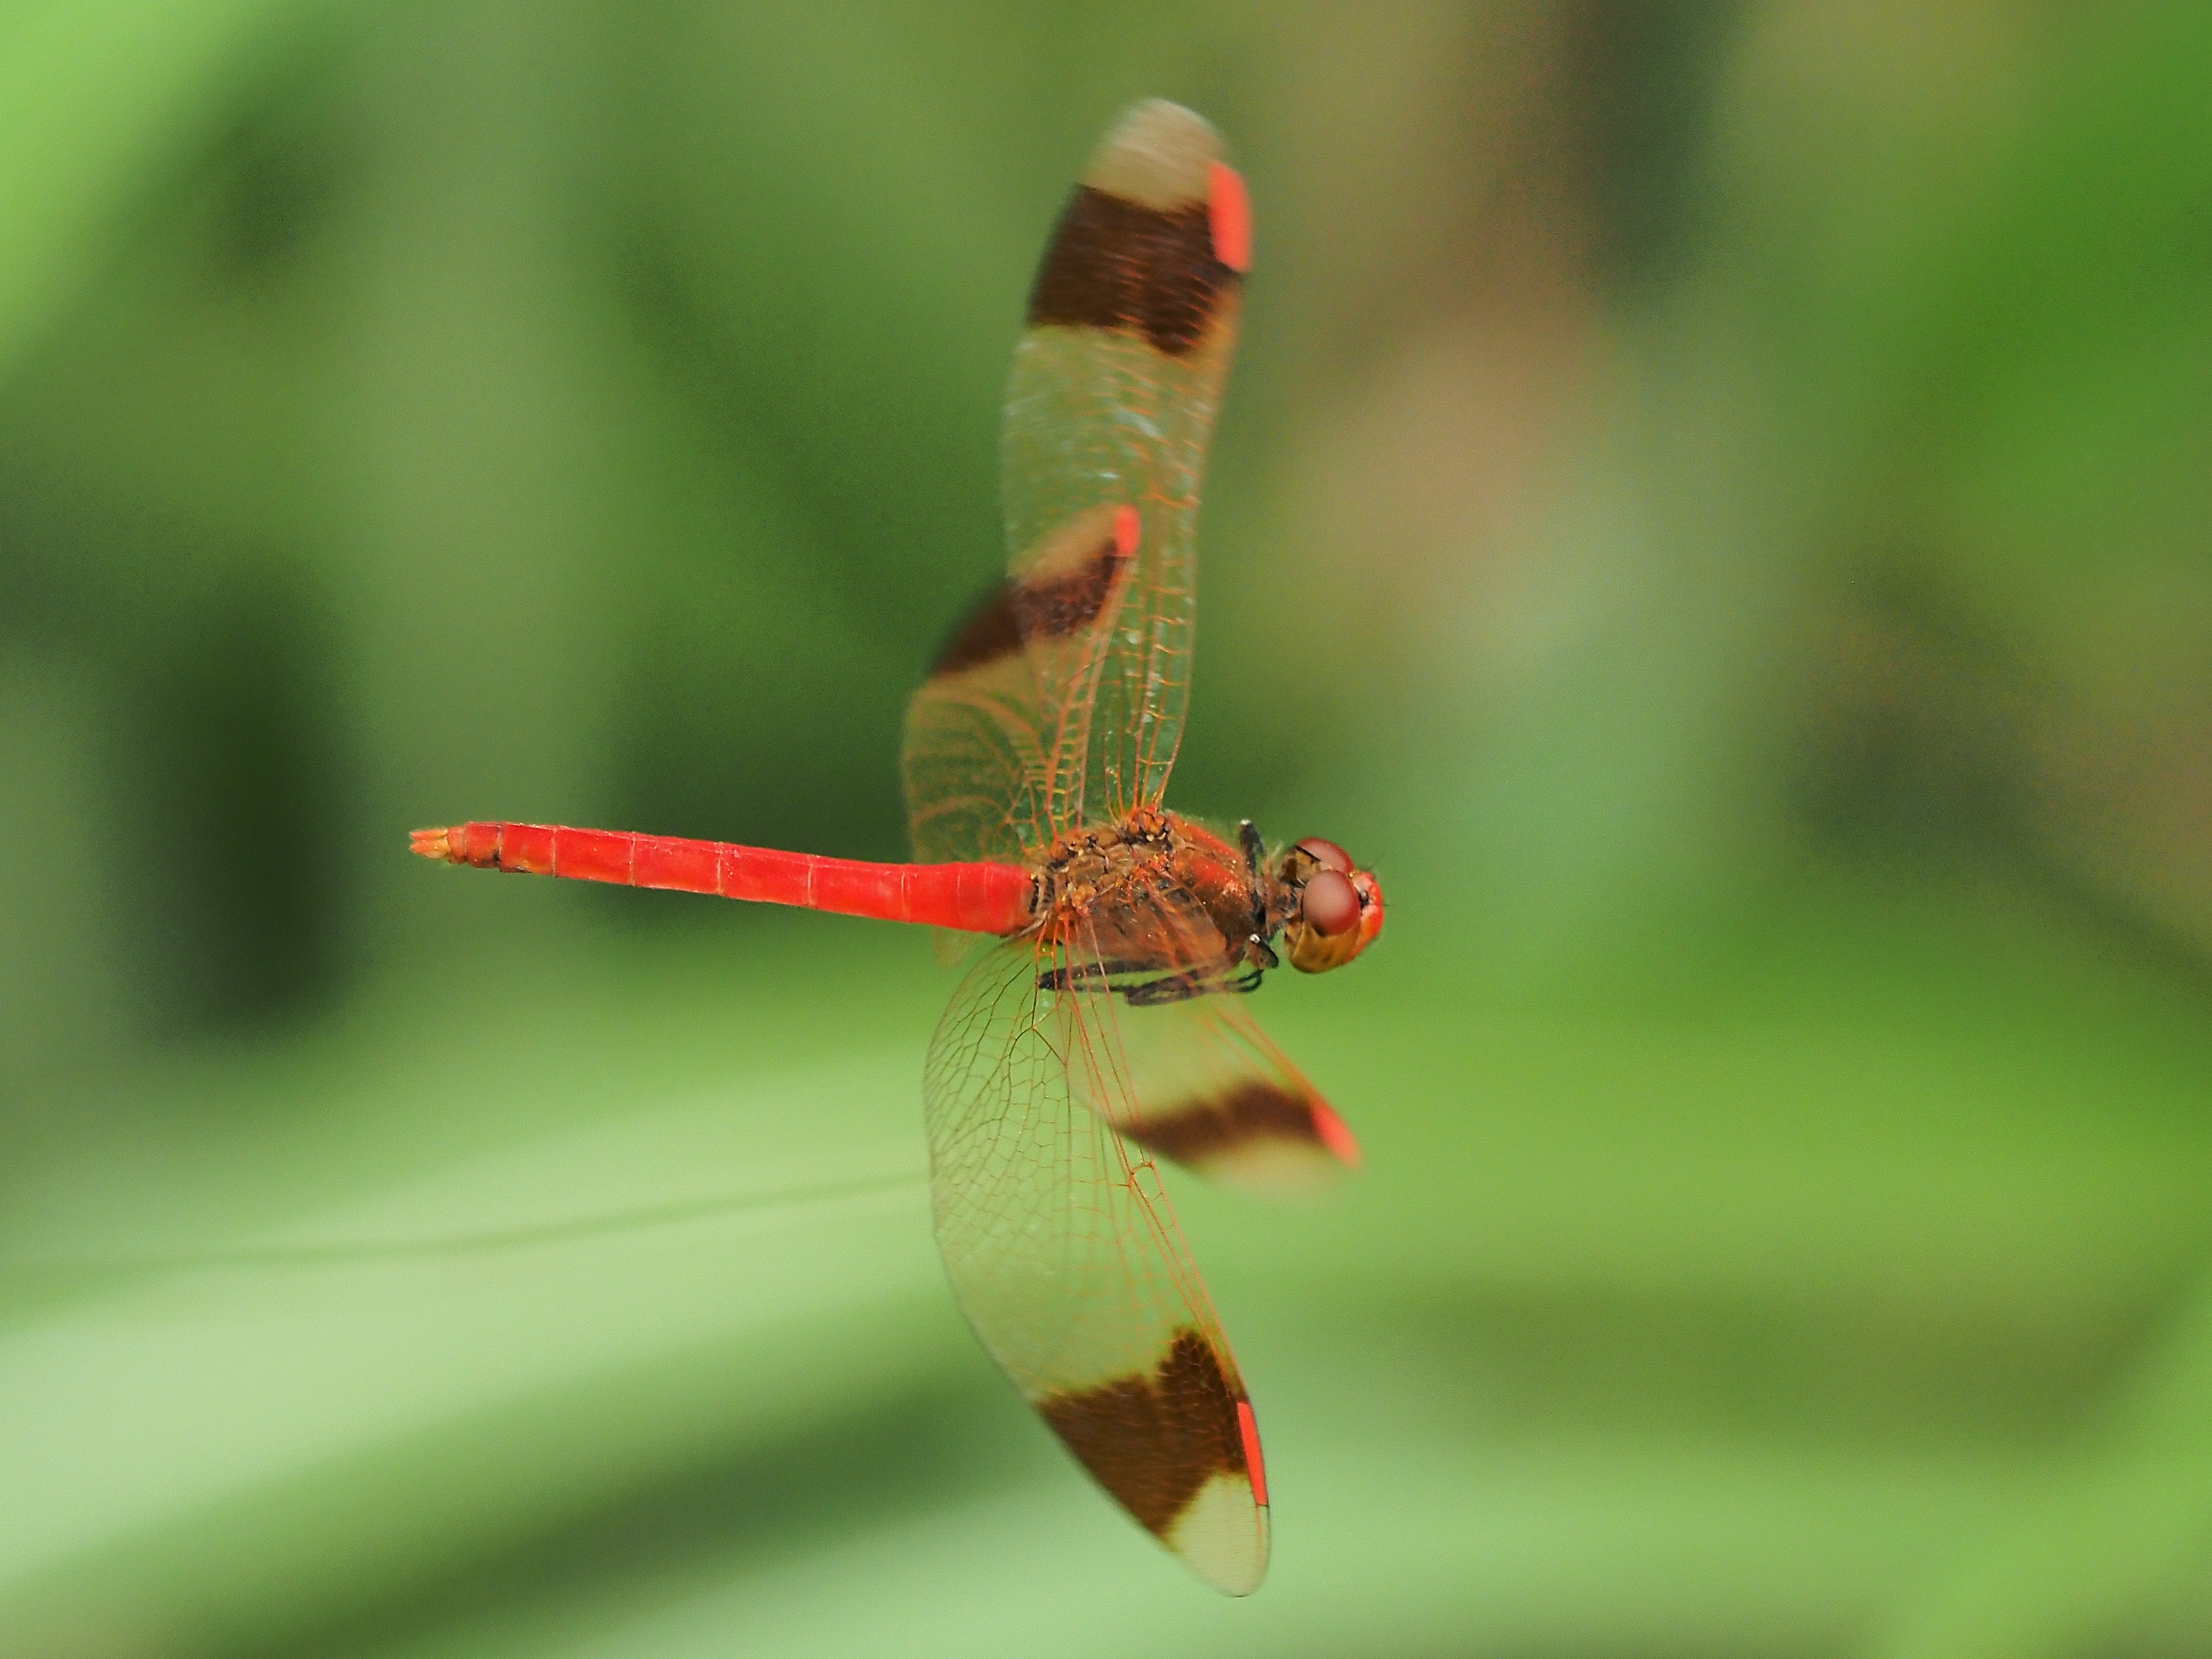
[
  {"xmin": 903, "ymin": 502, "xmax": 1139, "ymax": 863},
  {"xmin": 1010, "ymin": 100, "xmax": 1246, "ymax": 827},
  {"xmin": 924, "ymin": 927, "xmax": 1269, "ymax": 1595},
  {"xmin": 1082, "ymin": 1000, "xmax": 1361, "ymax": 1199},
  {"xmin": 903, "ymin": 100, "xmax": 1246, "ymax": 860}
]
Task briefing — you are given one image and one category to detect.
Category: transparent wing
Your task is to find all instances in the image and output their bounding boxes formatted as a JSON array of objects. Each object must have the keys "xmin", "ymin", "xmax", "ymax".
[
  {"xmin": 1076, "ymin": 990, "xmax": 1361, "ymax": 1200},
  {"xmin": 903, "ymin": 100, "xmax": 1246, "ymax": 861},
  {"xmin": 924, "ymin": 921, "xmax": 1269, "ymax": 1595},
  {"xmin": 902, "ymin": 504, "xmax": 1136, "ymax": 863},
  {"xmin": 1006, "ymin": 100, "xmax": 1245, "ymax": 828}
]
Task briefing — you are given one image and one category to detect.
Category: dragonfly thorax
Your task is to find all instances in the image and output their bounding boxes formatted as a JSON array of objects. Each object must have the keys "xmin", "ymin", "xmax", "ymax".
[
  {"xmin": 1028, "ymin": 811, "xmax": 1382, "ymax": 1000},
  {"xmin": 1031, "ymin": 806, "xmax": 1179, "ymax": 912}
]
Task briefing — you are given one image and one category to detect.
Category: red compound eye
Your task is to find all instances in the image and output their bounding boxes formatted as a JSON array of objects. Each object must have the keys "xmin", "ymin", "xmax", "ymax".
[
  {"xmin": 1297, "ymin": 838, "xmax": 1352, "ymax": 873},
  {"xmin": 1302, "ymin": 869, "xmax": 1361, "ymax": 936}
]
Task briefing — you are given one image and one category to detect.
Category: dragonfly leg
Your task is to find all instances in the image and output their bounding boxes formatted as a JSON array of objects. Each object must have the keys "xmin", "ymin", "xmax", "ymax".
[
  {"xmin": 1035, "ymin": 963, "xmax": 1101, "ymax": 993},
  {"xmin": 1122, "ymin": 951, "xmax": 1271, "ymax": 1004},
  {"xmin": 1036, "ymin": 958, "xmax": 1160, "ymax": 993},
  {"xmin": 1122, "ymin": 972, "xmax": 1214, "ymax": 1007},
  {"xmin": 1040, "ymin": 947, "xmax": 1263, "ymax": 1006}
]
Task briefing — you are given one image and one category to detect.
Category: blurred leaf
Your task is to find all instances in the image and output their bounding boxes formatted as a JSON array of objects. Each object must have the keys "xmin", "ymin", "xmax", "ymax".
[{"xmin": 0, "ymin": 0, "xmax": 342, "ymax": 385}]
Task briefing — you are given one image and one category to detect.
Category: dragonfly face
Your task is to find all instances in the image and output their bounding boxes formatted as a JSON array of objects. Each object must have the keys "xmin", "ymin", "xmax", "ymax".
[{"xmin": 1274, "ymin": 837, "xmax": 1386, "ymax": 974}]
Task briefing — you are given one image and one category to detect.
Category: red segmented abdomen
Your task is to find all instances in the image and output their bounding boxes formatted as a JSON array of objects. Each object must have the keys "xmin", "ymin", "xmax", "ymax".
[{"xmin": 410, "ymin": 822, "xmax": 1034, "ymax": 935}]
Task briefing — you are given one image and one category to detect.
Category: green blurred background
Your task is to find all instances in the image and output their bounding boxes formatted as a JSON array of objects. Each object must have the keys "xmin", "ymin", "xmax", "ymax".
[{"xmin": 5, "ymin": 1, "xmax": 2212, "ymax": 1654}]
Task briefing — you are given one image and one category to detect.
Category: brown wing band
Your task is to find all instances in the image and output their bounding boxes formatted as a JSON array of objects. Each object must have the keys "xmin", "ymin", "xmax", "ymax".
[
  {"xmin": 1038, "ymin": 1326, "xmax": 1249, "ymax": 1536},
  {"xmin": 928, "ymin": 583, "xmax": 1024, "ymax": 677},
  {"xmin": 1118, "ymin": 1080, "xmax": 1320, "ymax": 1164},
  {"xmin": 1027, "ymin": 186, "xmax": 1242, "ymax": 359},
  {"xmin": 927, "ymin": 531, "xmax": 1133, "ymax": 678}
]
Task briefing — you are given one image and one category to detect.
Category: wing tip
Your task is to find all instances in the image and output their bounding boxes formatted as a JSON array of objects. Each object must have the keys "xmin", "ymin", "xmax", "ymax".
[
  {"xmin": 1311, "ymin": 1097, "xmax": 1361, "ymax": 1169},
  {"xmin": 1030, "ymin": 1326, "xmax": 1270, "ymax": 1593},
  {"xmin": 1166, "ymin": 1468, "xmax": 1271, "ymax": 1595},
  {"xmin": 1086, "ymin": 98, "xmax": 1225, "ymax": 209}
]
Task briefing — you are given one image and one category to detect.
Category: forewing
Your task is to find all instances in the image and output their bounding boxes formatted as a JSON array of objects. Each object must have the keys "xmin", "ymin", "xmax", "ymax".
[
  {"xmin": 1008, "ymin": 100, "xmax": 1246, "ymax": 827},
  {"xmin": 903, "ymin": 100, "xmax": 1246, "ymax": 862},
  {"xmin": 1078, "ymin": 990, "xmax": 1361, "ymax": 1200},
  {"xmin": 903, "ymin": 504, "xmax": 1136, "ymax": 863},
  {"xmin": 924, "ymin": 926, "xmax": 1269, "ymax": 1595}
]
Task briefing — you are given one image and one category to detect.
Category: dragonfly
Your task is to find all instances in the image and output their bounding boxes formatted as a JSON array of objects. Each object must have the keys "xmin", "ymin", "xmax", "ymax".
[{"xmin": 411, "ymin": 99, "xmax": 1382, "ymax": 1596}]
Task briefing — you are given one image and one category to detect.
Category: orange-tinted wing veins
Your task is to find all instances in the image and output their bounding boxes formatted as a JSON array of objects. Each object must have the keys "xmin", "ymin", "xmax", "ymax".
[
  {"xmin": 902, "ymin": 100, "xmax": 1247, "ymax": 862},
  {"xmin": 924, "ymin": 923, "xmax": 1270, "ymax": 1594}
]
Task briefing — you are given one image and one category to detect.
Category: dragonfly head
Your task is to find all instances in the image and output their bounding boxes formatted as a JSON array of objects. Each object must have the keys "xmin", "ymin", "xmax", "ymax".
[{"xmin": 1276, "ymin": 838, "xmax": 1384, "ymax": 972}]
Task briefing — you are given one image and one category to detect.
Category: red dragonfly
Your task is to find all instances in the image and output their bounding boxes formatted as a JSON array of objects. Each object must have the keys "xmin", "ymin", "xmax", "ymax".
[{"xmin": 411, "ymin": 100, "xmax": 1382, "ymax": 1595}]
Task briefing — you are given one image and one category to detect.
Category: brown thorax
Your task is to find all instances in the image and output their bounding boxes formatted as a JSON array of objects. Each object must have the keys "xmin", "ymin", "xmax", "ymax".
[
  {"xmin": 1027, "ymin": 810, "xmax": 1384, "ymax": 1000},
  {"xmin": 1031, "ymin": 806, "xmax": 1179, "ymax": 916}
]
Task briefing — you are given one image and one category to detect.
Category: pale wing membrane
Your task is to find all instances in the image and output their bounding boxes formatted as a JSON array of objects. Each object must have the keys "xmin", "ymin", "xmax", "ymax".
[
  {"xmin": 924, "ymin": 924, "xmax": 1269, "ymax": 1595},
  {"xmin": 903, "ymin": 504, "xmax": 1135, "ymax": 864},
  {"xmin": 905, "ymin": 102, "xmax": 1243, "ymax": 862},
  {"xmin": 1071, "ymin": 933, "xmax": 1361, "ymax": 1197},
  {"xmin": 901, "ymin": 630, "xmax": 1048, "ymax": 865},
  {"xmin": 1000, "ymin": 100, "xmax": 1244, "ymax": 830}
]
